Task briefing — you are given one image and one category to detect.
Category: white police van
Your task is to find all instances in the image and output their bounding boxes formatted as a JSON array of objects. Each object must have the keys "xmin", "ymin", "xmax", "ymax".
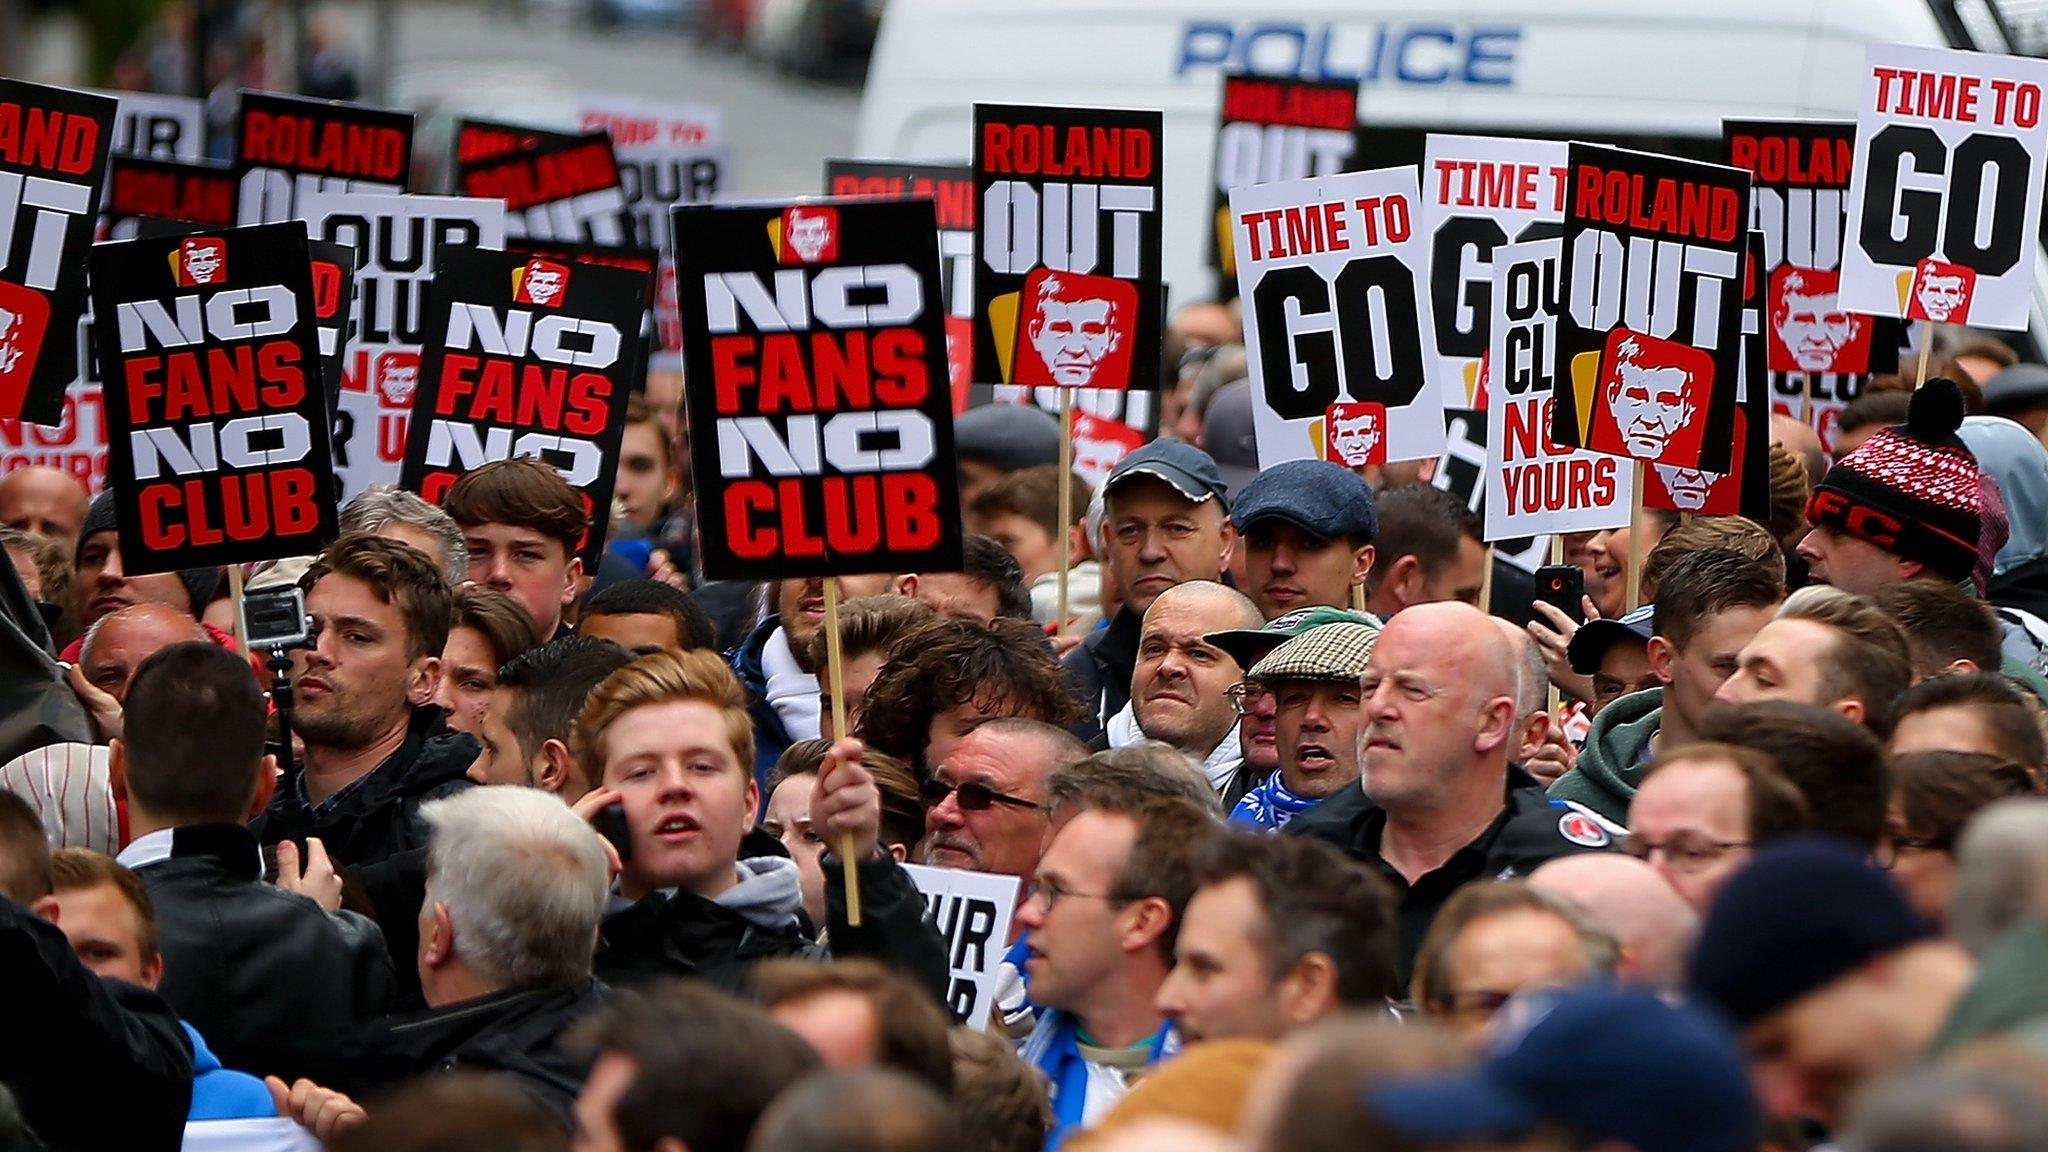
[{"xmin": 854, "ymin": 0, "xmax": 2048, "ymax": 349}]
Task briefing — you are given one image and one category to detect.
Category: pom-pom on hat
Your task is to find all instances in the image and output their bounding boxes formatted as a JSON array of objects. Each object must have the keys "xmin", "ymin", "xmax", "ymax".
[{"xmin": 1805, "ymin": 378, "xmax": 1982, "ymax": 582}]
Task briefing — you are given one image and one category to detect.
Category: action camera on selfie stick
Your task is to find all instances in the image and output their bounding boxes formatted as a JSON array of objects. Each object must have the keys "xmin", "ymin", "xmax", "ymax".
[{"xmin": 239, "ymin": 586, "xmax": 316, "ymax": 780}]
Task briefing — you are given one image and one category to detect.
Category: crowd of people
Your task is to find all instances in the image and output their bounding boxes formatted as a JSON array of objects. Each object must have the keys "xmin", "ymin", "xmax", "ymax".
[{"xmin": 2, "ymin": 312, "xmax": 2048, "ymax": 1152}]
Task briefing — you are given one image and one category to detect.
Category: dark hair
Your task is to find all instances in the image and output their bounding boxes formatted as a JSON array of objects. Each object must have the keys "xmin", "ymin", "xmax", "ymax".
[
  {"xmin": 1642, "ymin": 517, "xmax": 1785, "ymax": 596},
  {"xmin": 49, "ymin": 849, "xmax": 156, "ymax": 962},
  {"xmin": 770, "ymin": 739, "xmax": 927, "ymax": 853},
  {"xmin": 1104, "ymin": 795, "xmax": 1221, "ymax": 961},
  {"xmin": 969, "ymin": 464, "xmax": 1092, "ymax": 536},
  {"xmin": 1643, "ymin": 741, "xmax": 1811, "ymax": 841},
  {"xmin": 748, "ymin": 1069, "xmax": 958, "ymax": 1152},
  {"xmin": 752, "ymin": 959, "xmax": 955, "ymax": 1094},
  {"xmin": 1191, "ymin": 830, "xmax": 1399, "ymax": 1007},
  {"xmin": 303, "ymin": 533, "xmax": 454, "ymax": 661},
  {"xmin": 451, "ymin": 586, "xmax": 542, "ymax": 670},
  {"xmin": 1047, "ymin": 744, "xmax": 1219, "ymax": 818},
  {"xmin": 949, "ymin": 1029, "xmax": 1050, "ymax": 1152},
  {"xmin": 1837, "ymin": 390, "xmax": 1912, "ymax": 437},
  {"xmin": 330, "ymin": 1073, "xmax": 570, "ymax": 1152},
  {"xmin": 499, "ymin": 635, "xmax": 638, "ymax": 771},
  {"xmin": 1701, "ymin": 701, "xmax": 1890, "ymax": 848},
  {"xmin": 0, "ymin": 790, "xmax": 51, "ymax": 904},
  {"xmin": 1651, "ymin": 548, "xmax": 1784, "ymax": 653},
  {"xmin": 857, "ymin": 617, "xmax": 1080, "ymax": 772},
  {"xmin": 622, "ymin": 394, "xmax": 671, "ymax": 469},
  {"xmin": 575, "ymin": 979, "xmax": 821, "ymax": 1152},
  {"xmin": 1890, "ymin": 751, "xmax": 2038, "ymax": 847},
  {"xmin": 582, "ymin": 580, "xmax": 716, "ymax": 651},
  {"xmin": 1369, "ymin": 484, "xmax": 1479, "ymax": 588},
  {"xmin": 954, "ymin": 534, "xmax": 1033, "ymax": 620},
  {"xmin": 1950, "ymin": 336, "xmax": 2020, "ymax": 372},
  {"xmin": 123, "ymin": 641, "xmax": 267, "ymax": 825},
  {"xmin": 808, "ymin": 594, "xmax": 937, "ymax": 670},
  {"xmin": 442, "ymin": 458, "xmax": 587, "ymax": 554},
  {"xmin": 1874, "ymin": 582, "xmax": 2005, "ymax": 678},
  {"xmin": 1893, "ymin": 672, "xmax": 2048, "ymax": 770}
]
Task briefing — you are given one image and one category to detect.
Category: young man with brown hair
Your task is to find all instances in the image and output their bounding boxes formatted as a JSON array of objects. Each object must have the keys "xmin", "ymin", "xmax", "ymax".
[
  {"xmin": 443, "ymin": 458, "xmax": 588, "ymax": 639},
  {"xmin": 255, "ymin": 534, "xmax": 477, "ymax": 869},
  {"xmin": 572, "ymin": 651, "xmax": 946, "ymax": 997}
]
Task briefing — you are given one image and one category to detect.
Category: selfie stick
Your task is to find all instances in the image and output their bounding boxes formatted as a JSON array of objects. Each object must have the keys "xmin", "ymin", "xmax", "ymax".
[{"xmin": 822, "ymin": 577, "xmax": 864, "ymax": 927}]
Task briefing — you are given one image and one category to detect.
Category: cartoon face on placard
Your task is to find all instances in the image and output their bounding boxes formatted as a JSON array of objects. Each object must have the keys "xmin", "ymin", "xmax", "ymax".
[
  {"xmin": 376, "ymin": 352, "xmax": 421, "ymax": 407},
  {"xmin": 782, "ymin": 205, "xmax": 839, "ymax": 264},
  {"xmin": 1905, "ymin": 258, "xmax": 1977, "ymax": 324},
  {"xmin": 1769, "ymin": 266, "xmax": 1870, "ymax": 375},
  {"xmin": 1013, "ymin": 268, "xmax": 1137, "ymax": 389},
  {"xmin": 1324, "ymin": 401, "xmax": 1388, "ymax": 466},
  {"xmin": 175, "ymin": 237, "xmax": 228, "ymax": 287},
  {"xmin": 0, "ymin": 285, "xmax": 50, "ymax": 390},
  {"xmin": 1587, "ymin": 329, "xmax": 1712, "ymax": 467},
  {"xmin": 1646, "ymin": 408, "xmax": 1748, "ymax": 514},
  {"xmin": 515, "ymin": 258, "xmax": 571, "ymax": 308}
]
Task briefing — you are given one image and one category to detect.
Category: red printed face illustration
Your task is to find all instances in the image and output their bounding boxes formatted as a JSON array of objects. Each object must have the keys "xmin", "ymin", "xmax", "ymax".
[
  {"xmin": 178, "ymin": 238, "xmax": 227, "ymax": 287},
  {"xmin": 782, "ymin": 206, "xmax": 840, "ymax": 264},
  {"xmin": 1014, "ymin": 268, "xmax": 1137, "ymax": 389},
  {"xmin": 0, "ymin": 283, "xmax": 50, "ymax": 399},
  {"xmin": 1324, "ymin": 402, "xmax": 1388, "ymax": 466},
  {"xmin": 376, "ymin": 351, "xmax": 422, "ymax": 407},
  {"xmin": 1069, "ymin": 410, "xmax": 1147, "ymax": 484},
  {"xmin": 516, "ymin": 259, "xmax": 571, "ymax": 308},
  {"xmin": 1769, "ymin": 266, "xmax": 1870, "ymax": 374},
  {"xmin": 1647, "ymin": 408, "xmax": 1748, "ymax": 514},
  {"xmin": 1908, "ymin": 258, "xmax": 1976, "ymax": 324},
  {"xmin": 1589, "ymin": 329, "xmax": 1711, "ymax": 467}
]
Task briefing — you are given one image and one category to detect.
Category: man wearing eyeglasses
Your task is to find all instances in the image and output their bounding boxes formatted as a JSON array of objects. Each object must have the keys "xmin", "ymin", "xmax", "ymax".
[
  {"xmin": 1622, "ymin": 742, "xmax": 1811, "ymax": 910},
  {"xmin": 921, "ymin": 718, "xmax": 1088, "ymax": 881},
  {"xmin": 1013, "ymin": 792, "xmax": 1216, "ymax": 1148}
]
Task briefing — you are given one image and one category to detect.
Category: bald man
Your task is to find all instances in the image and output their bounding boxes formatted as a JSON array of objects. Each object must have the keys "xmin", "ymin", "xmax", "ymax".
[
  {"xmin": 0, "ymin": 466, "xmax": 89, "ymax": 549},
  {"xmin": 1112, "ymin": 580, "xmax": 1264, "ymax": 797},
  {"xmin": 1288, "ymin": 603, "xmax": 1612, "ymax": 987},
  {"xmin": 78, "ymin": 605, "xmax": 211, "ymax": 704},
  {"xmin": 1528, "ymin": 854, "xmax": 1698, "ymax": 988}
]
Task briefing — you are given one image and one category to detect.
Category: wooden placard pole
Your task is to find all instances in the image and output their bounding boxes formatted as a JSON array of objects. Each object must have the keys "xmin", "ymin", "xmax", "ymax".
[
  {"xmin": 1478, "ymin": 544, "xmax": 1496, "ymax": 615},
  {"xmin": 1625, "ymin": 461, "xmax": 1647, "ymax": 611},
  {"xmin": 1914, "ymin": 319, "xmax": 1935, "ymax": 389},
  {"xmin": 227, "ymin": 564, "xmax": 247, "ymax": 654},
  {"xmin": 1056, "ymin": 389, "xmax": 1074, "ymax": 633},
  {"xmin": 1801, "ymin": 372, "xmax": 1814, "ymax": 424},
  {"xmin": 1546, "ymin": 535, "xmax": 1564, "ymax": 714},
  {"xmin": 821, "ymin": 577, "xmax": 862, "ymax": 927}
]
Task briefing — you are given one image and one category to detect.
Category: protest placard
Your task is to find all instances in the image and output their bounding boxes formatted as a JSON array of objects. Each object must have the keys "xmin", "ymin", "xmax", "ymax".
[
  {"xmin": 1841, "ymin": 44, "xmax": 2048, "ymax": 333},
  {"xmin": 1421, "ymin": 134, "xmax": 1568, "ymax": 409},
  {"xmin": 973, "ymin": 103, "xmax": 1163, "ymax": 392},
  {"xmin": 1552, "ymin": 143, "xmax": 1751, "ymax": 475},
  {"xmin": 675, "ymin": 196, "xmax": 962, "ymax": 582},
  {"xmin": 398, "ymin": 247, "xmax": 650, "ymax": 563},
  {"xmin": 89, "ymin": 222, "xmax": 339, "ymax": 572},
  {"xmin": 301, "ymin": 190, "xmax": 506, "ymax": 502},
  {"xmin": 1483, "ymin": 238, "xmax": 1631, "ymax": 542},
  {"xmin": 0, "ymin": 79, "xmax": 116, "ymax": 424},
  {"xmin": 103, "ymin": 90, "xmax": 204, "ymax": 161},
  {"xmin": 902, "ymin": 863, "xmax": 1021, "ymax": 1030},
  {"xmin": 457, "ymin": 123, "xmax": 633, "ymax": 246},
  {"xmin": 101, "ymin": 156, "xmax": 236, "ymax": 240},
  {"xmin": 1208, "ymin": 74, "xmax": 1357, "ymax": 292},
  {"xmin": 233, "ymin": 91, "xmax": 412, "ymax": 225},
  {"xmin": 1232, "ymin": 166, "xmax": 1445, "ymax": 468},
  {"xmin": 827, "ymin": 160, "xmax": 976, "ymax": 405}
]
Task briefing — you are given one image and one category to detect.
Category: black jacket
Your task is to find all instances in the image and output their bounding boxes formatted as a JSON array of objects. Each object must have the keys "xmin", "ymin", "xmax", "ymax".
[
  {"xmin": 1286, "ymin": 769, "xmax": 1614, "ymax": 990},
  {"xmin": 255, "ymin": 704, "xmax": 479, "ymax": 868},
  {"xmin": 133, "ymin": 823, "xmax": 398, "ymax": 1085},
  {"xmin": 596, "ymin": 854, "xmax": 949, "ymax": 1003},
  {"xmin": 0, "ymin": 896, "xmax": 192, "ymax": 1152},
  {"xmin": 345, "ymin": 978, "xmax": 609, "ymax": 1128},
  {"xmin": 1060, "ymin": 608, "xmax": 1141, "ymax": 744}
]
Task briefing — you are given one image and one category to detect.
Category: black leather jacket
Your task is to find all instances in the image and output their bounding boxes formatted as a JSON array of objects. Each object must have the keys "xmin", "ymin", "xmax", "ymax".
[
  {"xmin": 254, "ymin": 704, "xmax": 479, "ymax": 868},
  {"xmin": 345, "ymin": 978, "xmax": 610, "ymax": 1129},
  {"xmin": 133, "ymin": 823, "xmax": 398, "ymax": 1086}
]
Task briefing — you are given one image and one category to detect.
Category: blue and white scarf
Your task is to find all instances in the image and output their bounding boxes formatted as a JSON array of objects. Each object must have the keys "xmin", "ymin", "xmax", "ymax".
[
  {"xmin": 1019, "ymin": 1009, "xmax": 1177, "ymax": 1151},
  {"xmin": 1229, "ymin": 770, "xmax": 1321, "ymax": 831}
]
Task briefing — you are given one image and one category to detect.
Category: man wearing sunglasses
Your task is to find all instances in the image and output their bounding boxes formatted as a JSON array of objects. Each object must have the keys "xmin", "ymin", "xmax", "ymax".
[{"xmin": 921, "ymin": 718, "xmax": 1087, "ymax": 882}]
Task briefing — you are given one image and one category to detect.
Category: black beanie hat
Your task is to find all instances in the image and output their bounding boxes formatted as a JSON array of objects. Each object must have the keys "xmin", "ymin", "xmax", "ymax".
[
  {"xmin": 1806, "ymin": 378, "xmax": 1982, "ymax": 581},
  {"xmin": 1689, "ymin": 839, "xmax": 1936, "ymax": 1026},
  {"xmin": 76, "ymin": 490, "xmax": 223, "ymax": 614}
]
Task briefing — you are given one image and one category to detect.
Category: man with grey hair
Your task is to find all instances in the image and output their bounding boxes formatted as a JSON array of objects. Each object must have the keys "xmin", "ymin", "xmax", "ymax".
[
  {"xmin": 1492, "ymin": 617, "xmax": 1573, "ymax": 785},
  {"xmin": 342, "ymin": 786, "xmax": 611, "ymax": 1123},
  {"xmin": 340, "ymin": 484, "xmax": 470, "ymax": 587},
  {"xmin": 1951, "ymin": 798, "xmax": 2048, "ymax": 957},
  {"xmin": 1844, "ymin": 1067, "xmax": 2048, "ymax": 1152}
]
